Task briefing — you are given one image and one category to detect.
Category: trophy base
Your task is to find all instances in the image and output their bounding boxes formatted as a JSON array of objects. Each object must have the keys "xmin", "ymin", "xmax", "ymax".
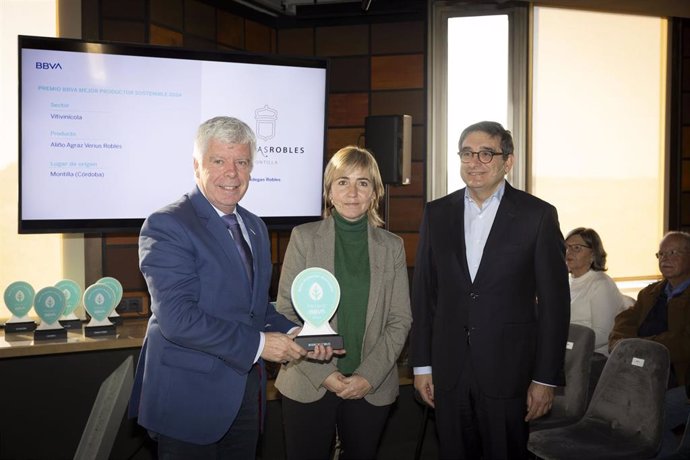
[
  {"xmin": 4, "ymin": 321, "xmax": 37, "ymax": 333},
  {"xmin": 294, "ymin": 334, "xmax": 344, "ymax": 352},
  {"xmin": 34, "ymin": 328, "xmax": 68, "ymax": 341},
  {"xmin": 108, "ymin": 315, "xmax": 124, "ymax": 326},
  {"xmin": 84, "ymin": 324, "xmax": 117, "ymax": 337},
  {"xmin": 59, "ymin": 319, "xmax": 83, "ymax": 330}
]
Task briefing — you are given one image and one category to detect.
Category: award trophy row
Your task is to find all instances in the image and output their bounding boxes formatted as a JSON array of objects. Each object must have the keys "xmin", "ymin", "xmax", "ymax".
[{"xmin": 3, "ymin": 276, "xmax": 124, "ymax": 340}]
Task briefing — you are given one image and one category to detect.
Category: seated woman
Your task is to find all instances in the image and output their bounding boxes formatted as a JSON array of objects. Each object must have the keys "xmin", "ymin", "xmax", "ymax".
[{"xmin": 566, "ymin": 227, "xmax": 626, "ymax": 356}]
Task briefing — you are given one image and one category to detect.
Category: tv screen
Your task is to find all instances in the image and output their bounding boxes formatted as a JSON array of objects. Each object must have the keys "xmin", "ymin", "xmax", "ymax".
[{"xmin": 19, "ymin": 35, "xmax": 328, "ymax": 234}]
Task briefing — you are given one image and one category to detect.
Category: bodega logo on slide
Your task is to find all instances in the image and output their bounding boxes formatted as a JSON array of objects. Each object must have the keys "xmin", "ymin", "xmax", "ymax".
[{"xmin": 35, "ymin": 62, "xmax": 62, "ymax": 70}]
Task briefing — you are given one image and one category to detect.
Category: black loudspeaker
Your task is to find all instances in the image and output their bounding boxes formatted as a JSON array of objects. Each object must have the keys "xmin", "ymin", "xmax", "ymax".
[{"xmin": 365, "ymin": 114, "xmax": 412, "ymax": 185}]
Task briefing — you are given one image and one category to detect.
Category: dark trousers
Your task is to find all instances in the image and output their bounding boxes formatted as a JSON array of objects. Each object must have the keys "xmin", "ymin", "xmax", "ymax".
[
  {"xmin": 434, "ymin": 359, "xmax": 529, "ymax": 460},
  {"xmin": 156, "ymin": 365, "xmax": 260, "ymax": 460},
  {"xmin": 281, "ymin": 391, "xmax": 391, "ymax": 460}
]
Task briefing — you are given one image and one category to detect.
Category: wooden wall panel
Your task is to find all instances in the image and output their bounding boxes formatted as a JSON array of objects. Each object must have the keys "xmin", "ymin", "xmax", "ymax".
[
  {"xmin": 371, "ymin": 54, "xmax": 424, "ymax": 90},
  {"xmin": 328, "ymin": 93, "xmax": 369, "ymax": 127},
  {"xmin": 683, "ymin": 126, "xmax": 690, "ymax": 157},
  {"xmin": 151, "ymin": 0, "xmax": 183, "ymax": 30},
  {"xmin": 327, "ymin": 128, "xmax": 364, "ymax": 155},
  {"xmin": 102, "ymin": 20, "xmax": 146, "ymax": 42},
  {"xmin": 183, "ymin": 35, "xmax": 216, "ymax": 50},
  {"xmin": 81, "ymin": 0, "xmax": 100, "ymax": 40},
  {"xmin": 101, "ymin": 0, "xmax": 145, "ymax": 19},
  {"xmin": 400, "ymin": 233, "xmax": 420, "ymax": 267},
  {"xmin": 245, "ymin": 20, "xmax": 275, "ymax": 53},
  {"xmin": 330, "ymin": 57, "xmax": 370, "ymax": 92},
  {"xmin": 315, "ymin": 25, "xmax": 368, "ymax": 56},
  {"xmin": 217, "ymin": 10, "xmax": 244, "ymax": 49},
  {"xmin": 371, "ymin": 21, "xmax": 425, "ymax": 55},
  {"xmin": 150, "ymin": 24, "xmax": 183, "ymax": 46},
  {"xmin": 388, "ymin": 197, "xmax": 424, "ymax": 232},
  {"xmin": 184, "ymin": 0, "xmax": 216, "ymax": 40},
  {"xmin": 278, "ymin": 28, "xmax": 314, "ymax": 56},
  {"xmin": 103, "ymin": 246, "xmax": 146, "ymax": 291},
  {"xmin": 682, "ymin": 159, "xmax": 690, "ymax": 190},
  {"xmin": 371, "ymin": 90, "xmax": 425, "ymax": 124}
]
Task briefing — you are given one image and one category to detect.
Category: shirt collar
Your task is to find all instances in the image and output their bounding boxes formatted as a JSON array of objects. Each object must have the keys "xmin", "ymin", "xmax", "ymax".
[
  {"xmin": 464, "ymin": 180, "xmax": 506, "ymax": 207},
  {"xmin": 665, "ymin": 277, "xmax": 690, "ymax": 299}
]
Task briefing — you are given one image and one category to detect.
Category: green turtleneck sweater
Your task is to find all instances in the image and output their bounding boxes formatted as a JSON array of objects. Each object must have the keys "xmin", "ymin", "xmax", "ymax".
[{"xmin": 333, "ymin": 210, "xmax": 370, "ymax": 375}]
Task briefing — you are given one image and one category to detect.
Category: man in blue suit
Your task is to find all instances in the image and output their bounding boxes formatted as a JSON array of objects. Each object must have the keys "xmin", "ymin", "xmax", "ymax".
[{"xmin": 130, "ymin": 116, "xmax": 332, "ymax": 458}]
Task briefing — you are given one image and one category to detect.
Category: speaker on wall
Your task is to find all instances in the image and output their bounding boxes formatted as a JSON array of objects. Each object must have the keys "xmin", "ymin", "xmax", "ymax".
[{"xmin": 365, "ymin": 114, "xmax": 411, "ymax": 186}]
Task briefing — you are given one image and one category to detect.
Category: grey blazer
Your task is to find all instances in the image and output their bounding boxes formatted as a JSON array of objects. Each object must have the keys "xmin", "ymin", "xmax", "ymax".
[{"xmin": 274, "ymin": 216, "xmax": 412, "ymax": 406}]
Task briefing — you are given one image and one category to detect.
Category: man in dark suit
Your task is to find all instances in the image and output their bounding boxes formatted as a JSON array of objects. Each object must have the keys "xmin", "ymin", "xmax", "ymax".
[
  {"xmin": 129, "ymin": 116, "xmax": 333, "ymax": 459},
  {"xmin": 410, "ymin": 121, "xmax": 570, "ymax": 459}
]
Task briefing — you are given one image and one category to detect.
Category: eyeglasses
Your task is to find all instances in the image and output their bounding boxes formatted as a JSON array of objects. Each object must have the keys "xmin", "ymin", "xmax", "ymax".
[
  {"xmin": 655, "ymin": 250, "xmax": 687, "ymax": 260},
  {"xmin": 566, "ymin": 244, "xmax": 591, "ymax": 253},
  {"xmin": 458, "ymin": 149, "xmax": 503, "ymax": 164}
]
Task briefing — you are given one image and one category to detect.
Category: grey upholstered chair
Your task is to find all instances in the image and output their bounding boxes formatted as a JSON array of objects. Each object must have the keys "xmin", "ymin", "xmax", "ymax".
[
  {"xmin": 530, "ymin": 323, "xmax": 595, "ymax": 432},
  {"xmin": 528, "ymin": 338, "xmax": 670, "ymax": 460}
]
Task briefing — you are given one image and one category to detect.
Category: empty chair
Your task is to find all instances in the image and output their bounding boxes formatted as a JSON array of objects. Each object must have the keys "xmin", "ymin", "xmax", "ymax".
[
  {"xmin": 530, "ymin": 323, "xmax": 595, "ymax": 431},
  {"xmin": 74, "ymin": 356, "xmax": 134, "ymax": 460},
  {"xmin": 529, "ymin": 338, "xmax": 670, "ymax": 460}
]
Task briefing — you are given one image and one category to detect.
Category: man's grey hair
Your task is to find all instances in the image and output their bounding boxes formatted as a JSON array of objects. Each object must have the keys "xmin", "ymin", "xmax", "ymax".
[{"xmin": 193, "ymin": 116, "xmax": 256, "ymax": 165}]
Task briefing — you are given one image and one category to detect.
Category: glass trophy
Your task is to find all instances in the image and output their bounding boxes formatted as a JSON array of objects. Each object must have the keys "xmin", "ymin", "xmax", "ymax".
[
  {"xmin": 34, "ymin": 286, "xmax": 68, "ymax": 340},
  {"xmin": 83, "ymin": 282, "xmax": 117, "ymax": 337},
  {"xmin": 97, "ymin": 277, "xmax": 123, "ymax": 325},
  {"xmin": 290, "ymin": 267, "xmax": 343, "ymax": 351},
  {"xmin": 55, "ymin": 279, "xmax": 83, "ymax": 330},
  {"xmin": 3, "ymin": 281, "xmax": 37, "ymax": 333}
]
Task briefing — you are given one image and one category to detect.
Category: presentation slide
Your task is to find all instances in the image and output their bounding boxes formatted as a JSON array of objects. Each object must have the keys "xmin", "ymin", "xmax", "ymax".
[{"xmin": 21, "ymin": 47, "xmax": 326, "ymax": 223}]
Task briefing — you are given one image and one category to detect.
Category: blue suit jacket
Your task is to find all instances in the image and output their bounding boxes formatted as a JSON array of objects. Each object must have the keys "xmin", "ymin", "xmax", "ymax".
[{"xmin": 129, "ymin": 186, "xmax": 296, "ymax": 444}]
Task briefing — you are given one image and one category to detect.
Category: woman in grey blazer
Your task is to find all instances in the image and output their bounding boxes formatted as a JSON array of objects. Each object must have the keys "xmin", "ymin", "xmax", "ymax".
[{"xmin": 275, "ymin": 145, "xmax": 412, "ymax": 460}]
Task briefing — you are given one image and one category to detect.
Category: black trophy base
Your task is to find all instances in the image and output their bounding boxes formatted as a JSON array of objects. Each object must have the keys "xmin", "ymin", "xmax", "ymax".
[
  {"xmin": 108, "ymin": 315, "xmax": 124, "ymax": 326},
  {"xmin": 294, "ymin": 334, "xmax": 344, "ymax": 352},
  {"xmin": 84, "ymin": 324, "xmax": 117, "ymax": 337},
  {"xmin": 4, "ymin": 321, "xmax": 37, "ymax": 333},
  {"xmin": 34, "ymin": 328, "xmax": 68, "ymax": 341},
  {"xmin": 59, "ymin": 319, "xmax": 83, "ymax": 330}
]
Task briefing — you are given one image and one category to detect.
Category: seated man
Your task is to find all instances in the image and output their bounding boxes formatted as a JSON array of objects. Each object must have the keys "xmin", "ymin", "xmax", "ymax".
[{"xmin": 609, "ymin": 231, "xmax": 690, "ymax": 456}]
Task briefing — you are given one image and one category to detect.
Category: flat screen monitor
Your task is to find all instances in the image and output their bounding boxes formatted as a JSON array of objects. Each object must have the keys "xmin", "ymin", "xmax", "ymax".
[{"xmin": 19, "ymin": 35, "xmax": 328, "ymax": 233}]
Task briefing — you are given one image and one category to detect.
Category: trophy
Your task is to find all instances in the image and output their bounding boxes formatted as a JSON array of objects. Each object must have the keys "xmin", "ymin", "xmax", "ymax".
[
  {"xmin": 291, "ymin": 267, "xmax": 343, "ymax": 351},
  {"xmin": 83, "ymin": 282, "xmax": 117, "ymax": 337},
  {"xmin": 55, "ymin": 279, "xmax": 83, "ymax": 330},
  {"xmin": 97, "ymin": 277, "xmax": 123, "ymax": 325},
  {"xmin": 3, "ymin": 281, "xmax": 37, "ymax": 333},
  {"xmin": 34, "ymin": 286, "xmax": 68, "ymax": 340}
]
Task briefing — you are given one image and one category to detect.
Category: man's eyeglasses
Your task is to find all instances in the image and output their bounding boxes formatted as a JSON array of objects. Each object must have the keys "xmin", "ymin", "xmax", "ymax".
[
  {"xmin": 458, "ymin": 149, "xmax": 503, "ymax": 164},
  {"xmin": 566, "ymin": 244, "xmax": 591, "ymax": 253},
  {"xmin": 655, "ymin": 250, "xmax": 687, "ymax": 260}
]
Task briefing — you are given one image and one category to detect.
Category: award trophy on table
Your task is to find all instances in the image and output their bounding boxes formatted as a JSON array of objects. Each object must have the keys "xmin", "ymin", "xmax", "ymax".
[
  {"xmin": 55, "ymin": 279, "xmax": 83, "ymax": 330},
  {"xmin": 291, "ymin": 267, "xmax": 344, "ymax": 351},
  {"xmin": 3, "ymin": 281, "xmax": 36, "ymax": 333},
  {"xmin": 33, "ymin": 286, "xmax": 68, "ymax": 340},
  {"xmin": 83, "ymin": 282, "xmax": 117, "ymax": 337},
  {"xmin": 97, "ymin": 277, "xmax": 123, "ymax": 326}
]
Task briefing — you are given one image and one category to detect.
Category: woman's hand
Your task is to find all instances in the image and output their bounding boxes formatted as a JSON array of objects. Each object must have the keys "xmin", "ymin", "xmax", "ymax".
[
  {"xmin": 322, "ymin": 371, "xmax": 347, "ymax": 393},
  {"xmin": 336, "ymin": 375, "xmax": 372, "ymax": 400}
]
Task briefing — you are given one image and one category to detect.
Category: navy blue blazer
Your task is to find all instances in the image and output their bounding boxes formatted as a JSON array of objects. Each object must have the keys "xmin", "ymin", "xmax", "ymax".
[
  {"xmin": 129, "ymin": 186, "xmax": 296, "ymax": 444},
  {"xmin": 409, "ymin": 182, "xmax": 570, "ymax": 398}
]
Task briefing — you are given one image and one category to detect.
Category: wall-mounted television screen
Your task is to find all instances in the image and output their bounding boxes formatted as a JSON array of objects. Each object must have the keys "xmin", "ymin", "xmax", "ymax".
[{"xmin": 19, "ymin": 35, "xmax": 328, "ymax": 234}]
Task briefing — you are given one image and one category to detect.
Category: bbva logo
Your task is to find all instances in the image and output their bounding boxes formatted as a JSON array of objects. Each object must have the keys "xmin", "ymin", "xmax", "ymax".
[{"xmin": 35, "ymin": 62, "xmax": 62, "ymax": 70}]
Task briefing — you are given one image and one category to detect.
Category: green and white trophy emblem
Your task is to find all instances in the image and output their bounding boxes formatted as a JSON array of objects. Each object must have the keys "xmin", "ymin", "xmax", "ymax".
[
  {"xmin": 3, "ymin": 281, "xmax": 35, "ymax": 324},
  {"xmin": 291, "ymin": 267, "xmax": 343, "ymax": 351}
]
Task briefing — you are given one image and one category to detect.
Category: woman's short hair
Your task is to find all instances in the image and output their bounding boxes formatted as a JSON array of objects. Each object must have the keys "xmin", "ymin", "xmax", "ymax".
[
  {"xmin": 193, "ymin": 116, "xmax": 256, "ymax": 167},
  {"xmin": 323, "ymin": 145, "xmax": 385, "ymax": 227},
  {"xmin": 566, "ymin": 227, "xmax": 608, "ymax": 271}
]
